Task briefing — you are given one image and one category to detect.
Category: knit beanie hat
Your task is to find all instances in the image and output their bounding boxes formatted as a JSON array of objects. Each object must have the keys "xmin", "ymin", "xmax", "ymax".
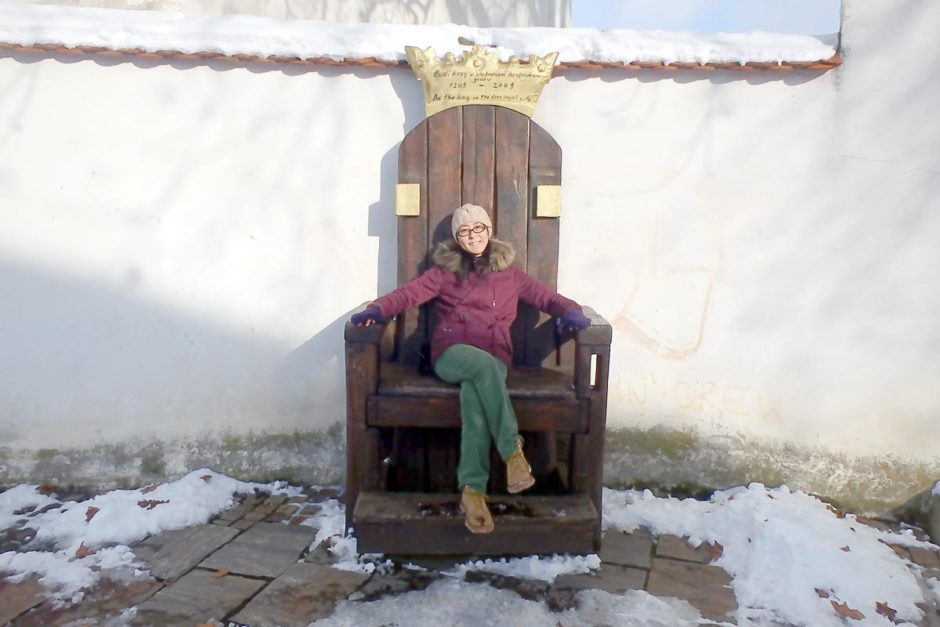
[{"xmin": 451, "ymin": 203, "xmax": 493, "ymax": 240}]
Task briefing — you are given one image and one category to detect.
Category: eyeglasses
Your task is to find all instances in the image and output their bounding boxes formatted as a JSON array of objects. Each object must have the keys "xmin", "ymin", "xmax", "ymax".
[{"xmin": 456, "ymin": 224, "xmax": 488, "ymax": 238}]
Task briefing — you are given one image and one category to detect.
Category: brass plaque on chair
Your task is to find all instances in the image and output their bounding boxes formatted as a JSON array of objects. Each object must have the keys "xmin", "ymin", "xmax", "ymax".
[
  {"xmin": 536, "ymin": 185, "xmax": 561, "ymax": 218},
  {"xmin": 396, "ymin": 183, "xmax": 421, "ymax": 216}
]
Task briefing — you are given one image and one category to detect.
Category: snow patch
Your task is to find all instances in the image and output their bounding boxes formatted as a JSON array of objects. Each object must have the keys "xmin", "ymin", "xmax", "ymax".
[
  {"xmin": 0, "ymin": 485, "xmax": 60, "ymax": 530},
  {"xmin": 604, "ymin": 484, "xmax": 927, "ymax": 626},
  {"xmin": 311, "ymin": 578, "xmax": 708, "ymax": 627},
  {"xmin": 0, "ymin": 469, "xmax": 294, "ymax": 601},
  {"xmin": 0, "ymin": 3, "xmax": 838, "ymax": 66},
  {"xmin": 304, "ymin": 498, "xmax": 390, "ymax": 575},
  {"xmin": 445, "ymin": 553, "xmax": 601, "ymax": 583}
]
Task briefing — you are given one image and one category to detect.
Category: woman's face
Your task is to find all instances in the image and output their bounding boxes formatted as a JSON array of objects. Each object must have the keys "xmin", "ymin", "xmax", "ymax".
[{"xmin": 456, "ymin": 221, "xmax": 490, "ymax": 257}]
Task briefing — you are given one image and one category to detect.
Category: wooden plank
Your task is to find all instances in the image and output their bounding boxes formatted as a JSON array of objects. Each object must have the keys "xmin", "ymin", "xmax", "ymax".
[
  {"xmin": 389, "ymin": 428, "xmax": 427, "ymax": 492},
  {"xmin": 460, "ymin": 105, "xmax": 496, "ymax": 209},
  {"xmin": 527, "ymin": 118, "xmax": 564, "ymax": 369},
  {"xmin": 368, "ymin": 396, "xmax": 588, "ymax": 433},
  {"xmin": 571, "ymin": 340, "xmax": 611, "ymax": 549},
  {"xmin": 377, "ymin": 362, "xmax": 577, "ymax": 399},
  {"xmin": 353, "ymin": 492, "xmax": 597, "ymax": 555},
  {"xmin": 494, "ymin": 107, "xmax": 534, "ymax": 366},
  {"xmin": 526, "ymin": 119, "xmax": 561, "ymax": 288},
  {"xmin": 426, "ymin": 429, "xmax": 459, "ymax": 492},
  {"xmin": 494, "ymin": 107, "xmax": 531, "ymax": 267},
  {"xmin": 427, "ymin": 108, "xmax": 463, "ymax": 248},
  {"xmin": 344, "ymin": 341, "xmax": 379, "ymax": 531},
  {"xmin": 397, "ymin": 120, "xmax": 429, "ymax": 365}
]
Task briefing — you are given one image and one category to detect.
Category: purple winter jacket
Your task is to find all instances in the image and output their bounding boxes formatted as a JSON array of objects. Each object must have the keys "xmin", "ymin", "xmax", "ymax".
[{"xmin": 372, "ymin": 238, "xmax": 581, "ymax": 368}]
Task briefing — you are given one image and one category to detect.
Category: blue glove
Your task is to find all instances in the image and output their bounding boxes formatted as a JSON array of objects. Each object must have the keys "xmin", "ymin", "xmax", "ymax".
[
  {"xmin": 558, "ymin": 308, "xmax": 591, "ymax": 331},
  {"xmin": 351, "ymin": 305, "xmax": 386, "ymax": 326}
]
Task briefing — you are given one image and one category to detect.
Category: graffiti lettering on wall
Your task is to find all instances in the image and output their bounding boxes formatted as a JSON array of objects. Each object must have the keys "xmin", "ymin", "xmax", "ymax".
[
  {"xmin": 617, "ymin": 372, "xmax": 782, "ymax": 422},
  {"xmin": 615, "ymin": 208, "xmax": 720, "ymax": 360}
]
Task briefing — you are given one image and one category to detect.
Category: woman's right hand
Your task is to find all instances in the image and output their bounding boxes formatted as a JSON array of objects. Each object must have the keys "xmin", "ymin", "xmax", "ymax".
[{"xmin": 351, "ymin": 305, "xmax": 386, "ymax": 327}]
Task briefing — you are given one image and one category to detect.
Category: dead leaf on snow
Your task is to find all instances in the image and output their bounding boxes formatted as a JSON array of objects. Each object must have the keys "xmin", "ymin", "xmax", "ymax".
[
  {"xmin": 141, "ymin": 485, "xmax": 158, "ymax": 494},
  {"xmin": 201, "ymin": 474, "xmax": 213, "ymax": 482},
  {"xmin": 815, "ymin": 588, "xmax": 830, "ymax": 598},
  {"xmin": 826, "ymin": 504, "xmax": 847, "ymax": 519},
  {"xmin": 840, "ymin": 545, "xmax": 851, "ymax": 552},
  {"xmin": 137, "ymin": 499, "xmax": 170, "ymax": 510},
  {"xmin": 875, "ymin": 601, "xmax": 897, "ymax": 621},
  {"xmin": 210, "ymin": 568, "xmax": 229, "ymax": 578},
  {"xmin": 831, "ymin": 600, "xmax": 864, "ymax": 620},
  {"xmin": 75, "ymin": 542, "xmax": 97, "ymax": 558},
  {"xmin": 85, "ymin": 506, "xmax": 100, "ymax": 522}
]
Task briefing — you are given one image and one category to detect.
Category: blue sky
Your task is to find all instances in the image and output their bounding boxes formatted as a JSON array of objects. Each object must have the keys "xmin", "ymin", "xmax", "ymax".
[{"xmin": 572, "ymin": 0, "xmax": 842, "ymax": 34}]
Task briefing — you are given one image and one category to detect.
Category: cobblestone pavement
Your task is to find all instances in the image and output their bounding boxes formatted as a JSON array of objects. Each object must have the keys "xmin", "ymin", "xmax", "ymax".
[{"xmin": 2, "ymin": 488, "xmax": 939, "ymax": 626}]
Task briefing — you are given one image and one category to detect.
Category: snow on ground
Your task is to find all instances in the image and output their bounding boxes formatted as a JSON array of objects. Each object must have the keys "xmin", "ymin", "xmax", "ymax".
[
  {"xmin": 604, "ymin": 484, "xmax": 933, "ymax": 626},
  {"xmin": 443, "ymin": 553, "xmax": 600, "ymax": 583},
  {"xmin": 313, "ymin": 579, "xmax": 706, "ymax": 627},
  {"xmin": 2, "ymin": 474, "xmax": 938, "ymax": 625},
  {"xmin": 0, "ymin": 3, "xmax": 838, "ymax": 66},
  {"xmin": 0, "ymin": 469, "xmax": 297, "ymax": 602}
]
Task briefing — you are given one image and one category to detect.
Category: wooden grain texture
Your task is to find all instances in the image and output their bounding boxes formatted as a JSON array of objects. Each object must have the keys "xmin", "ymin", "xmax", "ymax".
[
  {"xmin": 377, "ymin": 361, "xmax": 577, "ymax": 399},
  {"xmin": 397, "ymin": 120, "xmax": 429, "ymax": 365},
  {"xmin": 460, "ymin": 105, "xmax": 496, "ymax": 209},
  {"xmin": 527, "ymin": 119, "xmax": 564, "ymax": 369},
  {"xmin": 344, "ymin": 340, "xmax": 379, "ymax": 531},
  {"xmin": 368, "ymin": 396, "xmax": 588, "ymax": 432},
  {"xmin": 353, "ymin": 492, "xmax": 597, "ymax": 555},
  {"xmin": 493, "ymin": 107, "xmax": 535, "ymax": 365},
  {"xmin": 571, "ymin": 337, "xmax": 611, "ymax": 548},
  {"xmin": 427, "ymin": 108, "xmax": 463, "ymax": 248}
]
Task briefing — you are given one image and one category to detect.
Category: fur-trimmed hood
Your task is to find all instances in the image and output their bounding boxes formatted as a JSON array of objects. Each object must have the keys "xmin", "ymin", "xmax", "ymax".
[{"xmin": 432, "ymin": 238, "xmax": 516, "ymax": 273}]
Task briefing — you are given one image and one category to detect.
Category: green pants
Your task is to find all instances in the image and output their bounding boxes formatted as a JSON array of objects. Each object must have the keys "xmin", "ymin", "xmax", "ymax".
[{"xmin": 434, "ymin": 344, "xmax": 520, "ymax": 494}]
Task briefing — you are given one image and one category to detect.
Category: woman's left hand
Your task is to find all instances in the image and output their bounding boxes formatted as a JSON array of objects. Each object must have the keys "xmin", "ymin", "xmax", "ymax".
[{"xmin": 558, "ymin": 309, "xmax": 591, "ymax": 331}]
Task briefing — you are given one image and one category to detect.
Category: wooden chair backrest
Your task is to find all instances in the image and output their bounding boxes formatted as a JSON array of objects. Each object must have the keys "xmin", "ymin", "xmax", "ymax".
[{"xmin": 395, "ymin": 105, "xmax": 565, "ymax": 370}]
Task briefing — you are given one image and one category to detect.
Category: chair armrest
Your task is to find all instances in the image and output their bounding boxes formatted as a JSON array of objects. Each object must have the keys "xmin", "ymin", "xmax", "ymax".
[
  {"xmin": 575, "ymin": 306, "xmax": 612, "ymax": 346},
  {"xmin": 345, "ymin": 302, "xmax": 391, "ymax": 344},
  {"xmin": 572, "ymin": 306, "xmax": 611, "ymax": 399}
]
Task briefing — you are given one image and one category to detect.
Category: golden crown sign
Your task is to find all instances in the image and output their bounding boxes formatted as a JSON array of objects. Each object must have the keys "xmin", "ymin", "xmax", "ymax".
[{"xmin": 405, "ymin": 45, "xmax": 558, "ymax": 118}]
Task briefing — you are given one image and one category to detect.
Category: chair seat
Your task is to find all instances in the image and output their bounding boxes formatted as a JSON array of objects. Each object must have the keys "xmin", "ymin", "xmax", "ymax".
[
  {"xmin": 371, "ymin": 362, "xmax": 587, "ymax": 432},
  {"xmin": 378, "ymin": 362, "xmax": 577, "ymax": 399}
]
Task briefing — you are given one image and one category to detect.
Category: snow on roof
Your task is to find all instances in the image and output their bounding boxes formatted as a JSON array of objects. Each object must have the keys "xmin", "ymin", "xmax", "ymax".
[{"xmin": 0, "ymin": 3, "xmax": 840, "ymax": 71}]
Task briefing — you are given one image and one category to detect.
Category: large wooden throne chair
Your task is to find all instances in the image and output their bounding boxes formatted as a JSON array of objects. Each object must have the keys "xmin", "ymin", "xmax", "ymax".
[{"xmin": 345, "ymin": 101, "xmax": 612, "ymax": 555}]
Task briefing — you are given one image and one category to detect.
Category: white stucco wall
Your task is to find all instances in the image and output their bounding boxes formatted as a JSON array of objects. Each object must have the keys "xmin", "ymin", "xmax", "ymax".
[
  {"xmin": 0, "ymin": 0, "xmax": 937, "ymax": 508},
  {"xmin": 0, "ymin": 0, "xmax": 571, "ymax": 27}
]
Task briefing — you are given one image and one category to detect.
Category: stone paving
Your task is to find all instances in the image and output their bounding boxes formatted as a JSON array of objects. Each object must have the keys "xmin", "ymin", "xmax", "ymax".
[{"xmin": 1, "ymin": 488, "xmax": 939, "ymax": 626}]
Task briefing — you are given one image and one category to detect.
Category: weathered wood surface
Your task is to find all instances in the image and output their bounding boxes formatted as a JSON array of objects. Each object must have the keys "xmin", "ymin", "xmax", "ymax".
[
  {"xmin": 353, "ymin": 491, "xmax": 597, "ymax": 555},
  {"xmin": 377, "ymin": 361, "xmax": 577, "ymax": 398},
  {"xmin": 397, "ymin": 119, "xmax": 428, "ymax": 365},
  {"xmin": 344, "ymin": 337, "xmax": 380, "ymax": 531},
  {"xmin": 368, "ymin": 396, "xmax": 587, "ymax": 432}
]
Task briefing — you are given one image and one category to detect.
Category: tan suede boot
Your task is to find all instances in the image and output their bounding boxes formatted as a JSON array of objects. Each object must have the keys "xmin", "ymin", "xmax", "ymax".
[
  {"xmin": 506, "ymin": 439, "xmax": 536, "ymax": 494},
  {"xmin": 460, "ymin": 486, "xmax": 494, "ymax": 534}
]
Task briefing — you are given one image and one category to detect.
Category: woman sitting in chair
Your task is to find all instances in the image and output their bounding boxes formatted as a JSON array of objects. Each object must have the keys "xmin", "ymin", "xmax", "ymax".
[{"xmin": 351, "ymin": 204, "xmax": 590, "ymax": 534}]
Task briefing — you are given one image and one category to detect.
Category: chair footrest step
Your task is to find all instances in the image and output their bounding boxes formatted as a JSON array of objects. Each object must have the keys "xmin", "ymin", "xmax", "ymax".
[{"xmin": 353, "ymin": 491, "xmax": 598, "ymax": 555}]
